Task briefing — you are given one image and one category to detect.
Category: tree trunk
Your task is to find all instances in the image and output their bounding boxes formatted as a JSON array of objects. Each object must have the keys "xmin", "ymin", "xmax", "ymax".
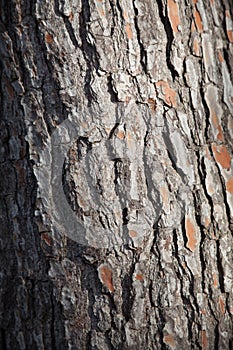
[{"xmin": 0, "ymin": 0, "xmax": 232, "ymax": 349}]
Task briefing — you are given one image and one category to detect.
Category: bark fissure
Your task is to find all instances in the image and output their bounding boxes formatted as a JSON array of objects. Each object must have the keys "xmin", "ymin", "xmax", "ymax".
[{"xmin": 156, "ymin": 0, "xmax": 179, "ymax": 80}]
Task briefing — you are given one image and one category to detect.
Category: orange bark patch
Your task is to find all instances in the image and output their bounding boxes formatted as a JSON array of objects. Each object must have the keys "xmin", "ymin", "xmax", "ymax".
[
  {"xmin": 225, "ymin": 10, "xmax": 230, "ymax": 18},
  {"xmin": 69, "ymin": 12, "xmax": 74, "ymax": 21},
  {"xmin": 226, "ymin": 178, "xmax": 233, "ymax": 193},
  {"xmin": 99, "ymin": 265, "xmax": 114, "ymax": 293},
  {"xmin": 164, "ymin": 334, "xmax": 176, "ymax": 348},
  {"xmin": 164, "ymin": 236, "xmax": 172, "ymax": 251},
  {"xmin": 129, "ymin": 230, "xmax": 137, "ymax": 238},
  {"xmin": 192, "ymin": 0, "xmax": 198, "ymax": 3},
  {"xmin": 227, "ymin": 30, "xmax": 233, "ymax": 43},
  {"xmin": 126, "ymin": 23, "xmax": 133, "ymax": 39},
  {"xmin": 212, "ymin": 144, "xmax": 231, "ymax": 170},
  {"xmin": 41, "ymin": 232, "xmax": 52, "ymax": 246},
  {"xmin": 123, "ymin": 11, "xmax": 129, "ymax": 21},
  {"xmin": 191, "ymin": 21, "xmax": 196, "ymax": 32},
  {"xmin": 117, "ymin": 130, "xmax": 125, "ymax": 140},
  {"xmin": 185, "ymin": 217, "xmax": 198, "ymax": 252},
  {"xmin": 211, "ymin": 112, "xmax": 219, "ymax": 128},
  {"xmin": 210, "ymin": 112, "xmax": 224, "ymax": 141},
  {"xmin": 213, "ymin": 273, "xmax": 218, "ymax": 288},
  {"xmin": 217, "ymin": 125, "xmax": 224, "ymax": 141},
  {"xmin": 204, "ymin": 217, "xmax": 211, "ymax": 228},
  {"xmin": 45, "ymin": 33, "xmax": 53, "ymax": 44},
  {"xmin": 218, "ymin": 50, "xmax": 224, "ymax": 63},
  {"xmin": 201, "ymin": 330, "xmax": 208, "ymax": 350},
  {"xmin": 219, "ymin": 295, "xmax": 225, "ymax": 315},
  {"xmin": 147, "ymin": 98, "xmax": 156, "ymax": 111},
  {"xmin": 167, "ymin": 0, "xmax": 181, "ymax": 33},
  {"xmin": 135, "ymin": 274, "xmax": 144, "ymax": 281},
  {"xmin": 156, "ymin": 80, "xmax": 177, "ymax": 107},
  {"xmin": 193, "ymin": 9, "xmax": 203, "ymax": 32}
]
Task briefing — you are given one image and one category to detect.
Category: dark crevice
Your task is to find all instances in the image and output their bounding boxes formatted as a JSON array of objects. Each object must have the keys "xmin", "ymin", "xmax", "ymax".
[
  {"xmin": 172, "ymin": 229, "xmax": 179, "ymax": 257},
  {"xmin": 78, "ymin": 0, "xmax": 100, "ymax": 105},
  {"xmin": 200, "ymin": 80, "xmax": 211, "ymax": 143},
  {"xmin": 195, "ymin": 219, "xmax": 206, "ymax": 292},
  {"xmin": 113, "ymin": 158, "xmax": 122, "ymax": 188},
  {"xmin": 54, "ymin": 0, "xmax": 80, "ymax": 48},
  {"xmin": 199, "ymin": 152, "xmax": 215, "ymax": 227},
  {"xmin": 214, "ymin": 323, "xmax": 219, "ymax": 350},
  {"xmin": 104, "ymin": 329, "xmax": 115, "ymax": 350},
  {"xmin": 219, "ymin": 175, "xmax": 232, "ymax": 230},
  {"xmin": 149, "ymin": 281, "xmax": 155, "ymax": 307},
  {"xmin": 181, "ymin": 215, "xmax": 188, "ymax": 247},
  {"xmin": 0, "ymin": 328, "xmax": 7, "ymax": 350},
  {"xmin": 223, "ymin": 48, "xmax": 232, "ymax": 77},
  {"xmin": 216, "ymin": 240, "xmax": 225, "ymax": 293},
  {"xmin": 108, "ymin": 123, "xmax": 120, "ymax": 140},
  {"xmin": 150, "ymin": 225, "xmax": 159, "ymax": 255},
  {"xmin": 156, "ymin": 293, "xmax": 166, "ymax": 350},
  {"xmin": 115, "ymin": 0, "xmax": 124, "ymax": 22},
  {"xmin": 155, "ymin": 0, "xmax": 179, "ymax": 80},
  {"xmin": 50, "ymin": 293, "xmax": 57, "ymax": 350},
  {"xmin": 173, "ymin": 232, "xmax": 196, "ymax": 347},
  {"xmin": 107, "ymin": 75, "xmax": 119, "ymax": 102},
  {"xmin": 188, "ymin": 274, "xmax": 200, "ymax": 315},
  {"xmin": 132, "ymin": 0, "xmax": 147, "ymax": 73},
  {"xmin": 121, "ymin": 265, "xmax": 135, "ymax": 322},
  {"xmin": 192, "ymin": 157, "xmax": 207, "ymax": 293},
  {"xmin": 32, "ymin": 1, "xmax": 70, "ymax": 132},
  {"xmin": 77, "ymin": 137, "xmax": 93, "ymax": 160},
  {"xmin": 122, "ymin": 207, "xmax": 129, "ymax": 226}
]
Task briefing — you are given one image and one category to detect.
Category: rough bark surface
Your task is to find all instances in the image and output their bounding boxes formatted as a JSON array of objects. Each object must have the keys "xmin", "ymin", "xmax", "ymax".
[{"xmin": 0, "ymin": 0, "xmax": 233, "ymax": 349}]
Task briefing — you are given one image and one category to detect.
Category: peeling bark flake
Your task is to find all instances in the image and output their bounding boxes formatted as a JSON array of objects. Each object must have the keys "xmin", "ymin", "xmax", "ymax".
[
  {"xmin": 163, "ymin": 334, "xmax": 176, "ymax": 349},
  {"xmin": 167, "ymin": 0, "xmax": 181, "ymax": 34},
  {"xmin": 125, "ymin": 23, "xmax": 133, "ymax": 40},
  {"xmin": 226, "ymin": 178, "xmax": 233, "ymax": 193},
  {"xmin": 156, "ymin": 80, "xmax": 177, "ymax": 107},
  {"xmin": 185, "ymin": 217, "xmax": 198, "ymax": 252},
  {"xmin": 212, "ymin": 144, "xmax": 231, "ymax": 170},
  {"xmin": 98, "ymin": 265, "xmax": 114, "ymax": 293},
  {"xmin": 201, "ymin": 330, "xmax": 208, "ymax": 350},
  {"xmin": 45, "ymin": 33, "xmax": 53, "ymax": 44},
  {"xmin": 193, "ymin": 8, "xmax": 203, "ymax": 32}
]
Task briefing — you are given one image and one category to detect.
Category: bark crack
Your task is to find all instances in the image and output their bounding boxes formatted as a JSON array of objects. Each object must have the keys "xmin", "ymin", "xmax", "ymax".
[
  {"xmin": 156, "ymin": 0, "xmax": 179, "ymax": 80},
  {"xmin": 54, "ymin": 0, "xmax": 80, "ymax": 48},
  {"xmin": 132, "ymin": 0, "xmax": 147, "ymax": 74}
]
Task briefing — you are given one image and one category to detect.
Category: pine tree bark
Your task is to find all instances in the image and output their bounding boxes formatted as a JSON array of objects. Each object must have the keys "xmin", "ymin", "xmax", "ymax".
[{"xmin": 0, "ymin": 0, "xmax": 233, "ymax": 349}]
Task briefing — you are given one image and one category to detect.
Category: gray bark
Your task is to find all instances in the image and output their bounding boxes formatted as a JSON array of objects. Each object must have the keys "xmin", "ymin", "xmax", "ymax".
[{"xmin": 0, "ymin": 0, "xmax": 233, "ymax": 349}]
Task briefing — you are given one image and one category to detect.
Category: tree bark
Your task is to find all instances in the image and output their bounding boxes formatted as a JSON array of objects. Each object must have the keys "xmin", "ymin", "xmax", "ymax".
[{"xmin": 0, "ymin": 0, "xmax": 233, "ymax": 349}]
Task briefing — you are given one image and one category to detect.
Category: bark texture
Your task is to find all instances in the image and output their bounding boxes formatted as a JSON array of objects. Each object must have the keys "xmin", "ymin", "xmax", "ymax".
[{"xmin": 0, "ymin": 0, "xmax": 233, "ymax": 349}]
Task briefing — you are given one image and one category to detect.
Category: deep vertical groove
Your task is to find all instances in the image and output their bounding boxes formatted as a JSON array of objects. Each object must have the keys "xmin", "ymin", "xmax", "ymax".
[
  {"xmin": 132, "ymin": 0, "xmax": 147, "ymax": 73},
  {"xmin": 155, "ymin": 0, "xmax": 179, "ymax": 80}
]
